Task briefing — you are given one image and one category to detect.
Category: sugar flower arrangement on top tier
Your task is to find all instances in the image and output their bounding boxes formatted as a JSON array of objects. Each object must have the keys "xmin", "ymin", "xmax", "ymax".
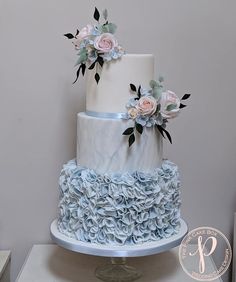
[
  {"xmin": 64, "ymin": 7, "xmax": 125, "ymax": 84},
  {"xmin": 123, "ymin": 78, "xmax": 190, "ymax": 146}
]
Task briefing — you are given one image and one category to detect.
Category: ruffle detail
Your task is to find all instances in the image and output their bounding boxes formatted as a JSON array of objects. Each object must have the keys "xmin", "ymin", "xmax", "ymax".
[{"xmin": 57, "ymin": 159, "xmax": 181, "ymax": 245}]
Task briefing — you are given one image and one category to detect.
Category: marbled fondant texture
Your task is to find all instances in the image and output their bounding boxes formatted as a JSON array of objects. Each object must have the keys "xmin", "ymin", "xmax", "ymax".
[
  {"xmin": 77, "ymin": 113, "xmax": 163, "ymax": 174},
  {"xmin": 57, "ymin": 159, "xmax": 181, "ymax": 245}
]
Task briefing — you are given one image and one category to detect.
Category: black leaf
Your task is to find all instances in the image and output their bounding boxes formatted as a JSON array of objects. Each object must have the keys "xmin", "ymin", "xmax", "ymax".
[
  {"xmin": 181, "ymin": 94, "xmax": 191, "ymax": 100},
  {"xmin": 64, "ymin": 33, "xmax": 74, "ymax": 39},
  {"xmin": 102, "ymin": 21, "xmax": 109, "ymax": 26},
  {"xmin": 81, "ymin": 63, "xmax": 86, "ymax": 76},
  {"xmin": 94, "ymin": 7, "xmax": 100, "ymax": 21},
  {"xmin": 162, "ymin": 127, "xmax": 172, "ymax": 144},
  {"xmin": 156, "ymin": 125, "xmax": 172, "ymax": 144},
  {"xmin": 97, "ymin": 56, "xmax": 104, "ymax": 67},
  {"xmin": 88, "ymin": 61, "xmax": 96, "ymax": 70},
  {"xmin": 75, "ymin": 29, "xmax": 79, "ymax": 36},
  {"xmin": 129, "ymin": 134, "xmax": 135, "ymax": 147},
  {"xmin": 156, "ymin": 125, "xmax": 166, "ymax": 139},
  {"xmin": 138, "ymin": 85, "xmax": 141, "ymax": 98},
  {"xmin": 130, "ymin": 84, "xmax": 136, "ymax": 92},
  {"xmin": 136, "ymin": 123, "xmax": 143, "ymax": 134},
  {"xmin": 180, "ymin": 103, "xmax": 187, "ymax": 108},
  {"xmin": 122, "ymin": 127, "xmax": 134, "ymax": 135},
  {"xmin": 73, "ymin": 65, "xmax": 82, "ymax": 84},
  {"xmin": 95, "ymin": 73, "xmax": 100, "ymax": 84}
]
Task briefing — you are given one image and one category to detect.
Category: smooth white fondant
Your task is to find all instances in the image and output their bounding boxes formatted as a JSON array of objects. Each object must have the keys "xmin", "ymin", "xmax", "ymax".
[
  {"xmin": 86, "ymin": 54, "xmax": 154, "ymax": 113},
  {"xmin": 77, "ymin": 113, "xmax": 163, "ymax": 174}
]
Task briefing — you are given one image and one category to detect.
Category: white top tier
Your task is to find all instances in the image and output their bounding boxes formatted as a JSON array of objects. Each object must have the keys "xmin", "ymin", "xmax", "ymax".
[{"xmin": 86, "ymin": 54, "xmax": 154, "ymax": 113}]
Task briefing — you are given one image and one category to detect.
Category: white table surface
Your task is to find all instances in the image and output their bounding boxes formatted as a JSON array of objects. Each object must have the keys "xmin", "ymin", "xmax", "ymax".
[{"xmin": 16, "ymin": 244, "xmax": 224, "ymax": 282}]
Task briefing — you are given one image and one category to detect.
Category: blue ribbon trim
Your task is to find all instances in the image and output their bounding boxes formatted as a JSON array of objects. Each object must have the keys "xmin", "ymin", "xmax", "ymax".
[{"xmin": 86, "ymin": 110, "xmax": 127, "ymax": 119}]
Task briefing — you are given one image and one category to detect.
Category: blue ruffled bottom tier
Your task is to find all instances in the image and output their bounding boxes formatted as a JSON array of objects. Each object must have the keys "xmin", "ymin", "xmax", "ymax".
[{"xmin": 57, "ymin": 159, "xmax": 181, "ymax": 245}]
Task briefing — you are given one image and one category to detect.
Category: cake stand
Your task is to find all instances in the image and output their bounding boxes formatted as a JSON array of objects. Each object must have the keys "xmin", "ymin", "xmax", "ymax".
[{"xmin": 50, "ymin": 219, "xmax": 188, "ymax": 282}]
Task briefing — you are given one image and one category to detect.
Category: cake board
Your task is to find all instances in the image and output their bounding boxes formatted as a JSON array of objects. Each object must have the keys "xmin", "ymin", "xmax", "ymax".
[{"xmin": 50, "ymin": 219, "xmax": 188, "ymax": 281}]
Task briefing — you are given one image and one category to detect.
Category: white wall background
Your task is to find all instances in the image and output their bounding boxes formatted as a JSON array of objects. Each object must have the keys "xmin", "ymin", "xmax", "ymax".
[{"xmin": 0, "ymin": 0, "xmax": 236, "ymax": 281}]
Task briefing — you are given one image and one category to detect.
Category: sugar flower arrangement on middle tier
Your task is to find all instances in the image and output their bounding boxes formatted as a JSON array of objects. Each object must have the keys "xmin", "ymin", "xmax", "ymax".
[
  {"xmin": 64, "ymin": 7, "xmax": 125, "ymax": 84},
  {"xmin": 123, "ymin": 77, "xmax": 190, "ymax": 146}
]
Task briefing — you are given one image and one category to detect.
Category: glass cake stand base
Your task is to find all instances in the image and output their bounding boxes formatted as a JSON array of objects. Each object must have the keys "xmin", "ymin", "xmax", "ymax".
[
  {"xmin": 95, "ymin": 257, "xmax": 141, "ymax": 282},
  {"xmin": 50, "ymin": 219, "xmax": 188, "ymax": 282}
]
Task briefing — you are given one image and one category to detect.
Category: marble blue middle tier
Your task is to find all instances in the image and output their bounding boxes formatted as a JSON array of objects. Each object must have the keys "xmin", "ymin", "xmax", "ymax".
[
  {"xmin": 77, "ymin": 112, "xmax": 163, "ymax": 174},
  {"xmin": 57, "ymin": 159, "xmax": 181, "ymax": 245}
]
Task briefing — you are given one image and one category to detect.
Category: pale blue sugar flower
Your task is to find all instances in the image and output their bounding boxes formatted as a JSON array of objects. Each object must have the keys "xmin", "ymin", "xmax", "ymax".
[
  {"xmin": 88, "ymin": 39, "xmax": 94, "ymax": 45},
  {"xmin": 126, "ymin": 98, "xmax": 138, "ymax": 108},
  {"xmin": 146, "ymin": 116, "xmax": 157, "ymax": 127},
  {"xmin": 140, "ymin": 87, "xmax": 149, "ymax": 96},
  {"xmin": 111, "ymin": 49, "xmax": 119, "ymax": 59},
  {"xmin": 91, "ymin": 25, "xmax": 101, "ymax": 36},
  {"xmin": 79, "ymin": 39, "xmax": 93, "ymax": 50},
  {"xmin": 155, "ymin": 113, "xmax": 164, "ymax": 126},
  {"xmin": 87, "ymin": 49, "xmax": 98, "ymax": 63},
  {"xmin": 135, "ymin": 115, "xmax": 149, "ymax": 126},
  {"xmin": 111, "ymin": 47, "xmax": 124, "ymax": 59},
  {"xmin": 79, "ymin": 41, "xmax": 86, "ymax": 49},
  {"xmin": 102, "ymin": 53, "xmax": 112, "ymax": 62}
]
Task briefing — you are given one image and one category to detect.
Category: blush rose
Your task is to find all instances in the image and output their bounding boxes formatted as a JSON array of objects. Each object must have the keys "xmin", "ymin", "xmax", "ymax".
[
  {"xmin": 94, "ymin": 33, "xmax": 118, "ymax": 53},
  {"xmin": 160, "ymin": 90, "xmax": 180, "ymax": 119},
  {"xmin": 136, "ymin": 96, "xmax": 157, "ymax": 116},
  {"xmin": 73, "ymin": 24, "xmax": 93, "ymax": 48}
]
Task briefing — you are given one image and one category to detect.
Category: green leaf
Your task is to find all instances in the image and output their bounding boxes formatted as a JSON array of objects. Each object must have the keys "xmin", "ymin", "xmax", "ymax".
[
  {"xmin": 122, "ymin": 127, "xmax": 134, "ymax": 135},
  {"xmin": 79, "ymin": 48, "xmax": 87, "ymax": 56},
  {"xmin": 129, "ymin": 134, "xmax": 135, "ymax": 147},
  {"xmin": 150, "ymin": 80, "xmax": 158, "ymax": 89},
  {"xmin": 94, "ymin": 7, "xmax": 100, "ymax": 21},
  {"xmin": 75, "ymin": 49, "xmax": 87, "ymax": 66},
  {"xmin": 107, "ymin": 23, "xmax": 117, "ymax": 34},
  {"xmin": 181, "ymin": 94, "xmax": 191, "ymax": 100},
  {"xmin": 158, "ymin": 76, "xmax": 164, "ymax": 83},
  {"xmin": 135, "ymin": 123, "xmax": 143, "ymax": 134},
  {"xmin": 75, "ymin": 53, "xmax": 87, "ymax": 66},
  {"xmin": 101, "ymin": 24, "xmax": 109, "ymax": 33},
  {"xmin": 130, "ymin": 84, "xmax": 136, "ymax": 92},
  {"xmin": 152, "ymin": 87, "xmax": 162, "ymax": 100},
  {"xmin": 95, "ymin": 73, "xmax": 100, "ymax": 84},
  {"xmin": 102, "ymin": 9, "xmax": 108, "ymax": 21},
  {"xmin": 166, "ymin": 104, "xmax": 177, "ymax": 111}
]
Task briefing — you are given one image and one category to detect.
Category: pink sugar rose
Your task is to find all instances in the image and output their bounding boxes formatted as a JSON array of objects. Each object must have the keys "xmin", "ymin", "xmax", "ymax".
[
  {"xmin": 160, "ymin": 90, "xmax": 180, "ymax": 119},
  {"xmin": 136, "ymin": 96, "xmax": 157, "ymax": 116},
  {"xmin": 94, "ymin": 33, "xmax": 118, "ymax": 53},
  {"xmin": 73, "ymin": 24, "xmax": 93, "ymax": 49}
]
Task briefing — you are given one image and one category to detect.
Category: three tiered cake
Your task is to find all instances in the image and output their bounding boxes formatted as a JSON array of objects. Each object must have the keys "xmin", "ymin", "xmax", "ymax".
[{"xmin": 57, "ymin": 8, "xmax": 189, "ymax": 246}]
